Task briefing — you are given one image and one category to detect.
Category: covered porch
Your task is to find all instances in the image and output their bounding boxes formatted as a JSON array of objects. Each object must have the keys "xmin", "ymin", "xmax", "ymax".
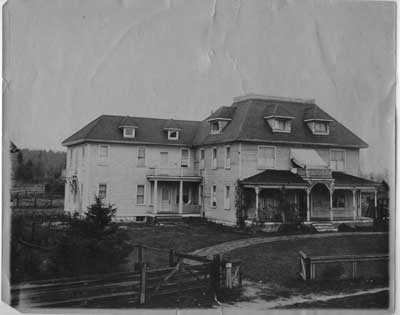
[
  {"xmin": 146, "ymin": 174, "xmax": 202, "ymax": 216},
  {"xmin": 240, "ymin": 169, "xmax": 378, "ymax": 225}
]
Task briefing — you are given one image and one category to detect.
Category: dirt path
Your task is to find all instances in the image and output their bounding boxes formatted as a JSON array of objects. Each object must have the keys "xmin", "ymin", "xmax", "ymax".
[
  {"xmin": 191, "ymin": 231, "xmax": 387, "ymax": 258},
  {"xmin": 221, "ymin": 279, "xmax": 389, "ymax": 309}
]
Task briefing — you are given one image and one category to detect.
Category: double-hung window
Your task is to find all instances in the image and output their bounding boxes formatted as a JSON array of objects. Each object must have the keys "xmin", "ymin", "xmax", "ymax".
[
  {"xmin": 225, "ymin": 146, "xmax": 231, "ymax": 169},
  {"xmin": 98, "ymin": 184, "xmax": 107, "ymax": 201},
  {"xmin": 200, "ymin": 149, "xmax": 205, "ymax": 169},
  {"xmin": 211, "ymin": 185, "xmax": 217, "ymax": 207},
  {"xmin": 181, "ymin": 149, "xmax": 189, "ymax": 167},
  {"xmin": 212, "ymin": 148, "xmax": 217, "ymax": 169},
  {"xmin": 137, "ymin": 147, "xmax": 146, "ymax": 167},
  {"xmin": 257, "ymin": 146, "xmax": 275, "ymax": 169},
  {"xmin": 136, "ymin": 185, "xmax": 145, "ymax": 205},
  {"xmin": 330, "ymin": 150, "xmax": 345, "ymax": 171},
  {"xmin": 224, "ymin": 186, "xmax": 230, "ymax": 210},
  {"xmin": 98, "ymin": 145, "xmax": 109, "ymax": 162}
]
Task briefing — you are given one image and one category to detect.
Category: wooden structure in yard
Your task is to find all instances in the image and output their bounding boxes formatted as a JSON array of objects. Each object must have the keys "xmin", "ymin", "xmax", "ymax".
[
  {"xmin": 11, "ymin": 244, "xmax": 242, "ymax": 308},
  {"xmin": 299, "ymin": 250, "xmax": 389, "ymax": 281}
]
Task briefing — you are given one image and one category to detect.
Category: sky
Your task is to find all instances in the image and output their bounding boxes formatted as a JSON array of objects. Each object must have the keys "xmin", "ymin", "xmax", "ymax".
[{"xmin": 3, "ymin": 0, "xmax": 395, "ymax": 178}]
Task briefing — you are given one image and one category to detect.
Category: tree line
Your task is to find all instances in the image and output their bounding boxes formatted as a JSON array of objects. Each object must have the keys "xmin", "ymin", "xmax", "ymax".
[{"xmin": 13, "ymin": 149, "xmax": 66, "ymax": 183}]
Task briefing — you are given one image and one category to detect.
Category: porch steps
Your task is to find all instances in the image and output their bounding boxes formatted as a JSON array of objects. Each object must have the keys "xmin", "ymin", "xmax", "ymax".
[
  {"xmin": 311, "ymin": 222, "xmax": 338, "ymax": 233},
  {"xmin": 155, "ymin": 214, "xmax": 184, "ymax": 225}
]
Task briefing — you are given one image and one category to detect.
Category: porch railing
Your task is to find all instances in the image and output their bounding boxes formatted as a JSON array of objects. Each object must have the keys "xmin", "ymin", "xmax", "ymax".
[{"xmin": 147, "ymin": 167, "xmax": 201, "ymax": 177}]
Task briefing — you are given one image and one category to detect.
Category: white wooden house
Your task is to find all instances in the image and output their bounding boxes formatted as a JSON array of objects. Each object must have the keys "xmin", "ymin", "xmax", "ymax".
[{"xmin": 62, "ymin": 94, "xmax": 379, "ymax": 227}]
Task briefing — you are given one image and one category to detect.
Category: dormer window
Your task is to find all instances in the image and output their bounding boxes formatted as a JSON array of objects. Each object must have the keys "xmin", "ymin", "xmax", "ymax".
[
  {"xmin": 211, "ymin": 121, "xmax": 221, "ymax": 133},
  {"xmin": 123, "ymin": 127, "xmax": 136, "ymax": 138},
  {"xmin": 263, "ymin": 104, "xmax": 294, "ymax": 133},
  {"xmin": 167, "ymin": 130, "xmax": 179, "ymax": 140},
  {"xmin": 303, "ymin": 106, "xmax": 333, "ymax": 135},
  {"xmin": 273, "ymin": 119, "xmax": 292, "ymax": 132},
  {"xmin": 208, "ymin": 119, "xmax": 230, "ymax": 135},
  {"xmin": 306, "ymin": 121, "xmax": 330, "ymax": 135}
]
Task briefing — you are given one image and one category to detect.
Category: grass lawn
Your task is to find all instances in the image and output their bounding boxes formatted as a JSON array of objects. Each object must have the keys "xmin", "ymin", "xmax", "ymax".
[
  {"xmin": 121, "ymin": 220, "xmax": 262, "ymax": 268},
  {"xmin": 225, "ymin": 234, "xmax": 389, "ymax": 300}
]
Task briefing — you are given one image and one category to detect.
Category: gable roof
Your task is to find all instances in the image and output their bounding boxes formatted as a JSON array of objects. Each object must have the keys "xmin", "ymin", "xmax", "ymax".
[
  {"xmin": 62, "ymin": 115, "xmax": 200, "ymax": 146},
  {"xmin": 192, "ymin": 97, "xmax": 368, "ymax": 148},
  {"xmin": 62, "ymin": 95, "xmax": 368, "ymax": 149}
]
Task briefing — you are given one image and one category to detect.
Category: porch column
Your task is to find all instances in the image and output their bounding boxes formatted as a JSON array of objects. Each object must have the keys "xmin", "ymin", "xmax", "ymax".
[
  {"xmin": 358, "ymin": 191, "xmax": 362, "ymax": 217},
  {"xmin": 352, "ymin": 188, "xmax": 357, "ymax": 220},
  {"xmin": 374, "ymin": 188, "xmax": 378, "ymax": 219},
  {"xmin": 255, "ymin": 186, "xmax": 260, "ymax": 221},
  {"xmin": 179, "ymin": 180, "xmax": 183, "ymax": 214},
  {"xmin": 329, "ymin": 188, "xmax": 333, "ymax": 221},
  {"xmin": 306, "ymin": 188, "xmax": 310, "ymax": 221},
  {"xmin": 153, "ymin": 180, "xmax": 158, "ymax": 214}
]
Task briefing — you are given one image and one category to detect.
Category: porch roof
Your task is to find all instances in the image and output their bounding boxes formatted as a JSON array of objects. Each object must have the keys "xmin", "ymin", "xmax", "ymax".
[
  {"xmin": 332, "ymin": 172, "xmax": 378, "ymax": 187},
  {"xmin": 240, "ymin": 169, "xmax": 308, "ymax": 186}
]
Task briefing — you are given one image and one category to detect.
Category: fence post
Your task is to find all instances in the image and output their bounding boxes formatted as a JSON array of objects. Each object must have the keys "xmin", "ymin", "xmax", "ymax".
[
  {"xmin": 139, "ymin": 263, "xmax": 147, "ymax": 305},
  {"xmin": 211, "ymin": 254, "xmax": 221, "ymax": 298},
  {"xmin": 169, "ymin": 249, "xmax": 175, "ymax": 267},
  {"xmin": 225, "ymin": 262, "xmax": 232, "ymax": 289}
]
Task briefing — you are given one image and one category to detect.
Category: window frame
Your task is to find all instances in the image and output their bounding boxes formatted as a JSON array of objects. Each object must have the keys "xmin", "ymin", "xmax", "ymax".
[
  {"xmin": 274, "ymin": 119, "xmax": 291, "ymax": 133},
  {"xmin": 224, "ymin": 186, "xmax": 231, "ymax": 210},
  {"xmin": 199, "ymin": 149, "xmax": 205, "ymax": 169},
  {"xmin": 330, "ymin": 149, "xmax": 346, "ymax": 171},
  {"xmin": 210, "ymin": 121, "xmax": 221, "ymax": 134},
  {"xmin": 181, "ymin": 148, "xmax": 190, "ymax": 167},
  {"xmin": 211, "ymin": 185, "xmax": 217, "ymax": 207},
  {"xmin": 225, "ymin": 146, "xmax": 231, "ymax": 169},
  {"xmin": 332, "ymin": 190, "xmax": 346, "ymax": 209},
  {"xmin": 98, "ymin": 183, "xmax": 107, "ymax": 201},
  {"xmin": 98, "ymin": 144, "xmax": 110, "ymax": 162},
  {"xmin": 137, "ymin": 146, "xmax": 146, "ymax": 167},
  {"xmin": 257, "ymin": 145, "xmax": 276, "ymax": 170},
  {"xmin": 312, "ymin": 121, "xmax": 329, "ymax": 135},
  {"xmin": 167, "ymin": 130, "xmax": 179, "ymax": 140},
  {"xmin": 123, "ymin": 127, "xmax": 136, "ymax": 138},
  {"xmin": 212, "ymin": 147, "xmax": 218, "ymax": 169},
  {"xmin": 136, "ymin": 184, "xmax": 145, "ymax": 205}
]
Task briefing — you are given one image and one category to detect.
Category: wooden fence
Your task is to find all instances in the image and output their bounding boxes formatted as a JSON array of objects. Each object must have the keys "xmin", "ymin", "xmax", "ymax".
[
  {"xmin": 11, "ymin": 244, "xmax": 242, "ymax": 308},
  {"xmin": 11, "ymin": 191, "xmax": 64, "ymax": 209},
  {"xmin": 299, "ymin": 250, "xmax": 389, "ymax": 281}
]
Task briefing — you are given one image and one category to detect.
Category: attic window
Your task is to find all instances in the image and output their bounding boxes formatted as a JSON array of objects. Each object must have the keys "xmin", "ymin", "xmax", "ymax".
[
  {"xmin": 264, "ymin": 117, "xmax": 292, "ymax": 133},
  {"xmin": 209, "ymin": 119, "xmax": 230, "ymax": 135},
  {"xmin": 123, "ymin": 127, "xmax": 136, "ymax": 138},
  {"xmin": 211, "ymin": 121, "xmax": 220, "ymax": 134},
  {"xmin": 274, "ymin": 119, "xmax": 291, "ymax": 132},
  {"xmin": 307, "ymin": 121, "xmax": 330, "ymax": 135},
  {"xmin": 168, "ymin": 130, "xmax": 179, "ymax": 140}
]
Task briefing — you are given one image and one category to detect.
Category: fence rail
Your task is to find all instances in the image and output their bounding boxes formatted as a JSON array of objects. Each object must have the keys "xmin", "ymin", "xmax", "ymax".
[
  {"xmin": 299, "ymin": 250, "xmax": 389, "ymax": 280},
  {"xmin": 11, "ymin": 243, "xmax": 242, "ymax": 308}
]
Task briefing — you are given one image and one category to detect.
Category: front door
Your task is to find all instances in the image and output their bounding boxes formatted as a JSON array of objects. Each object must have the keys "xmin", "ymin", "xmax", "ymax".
[{"xmin": 161, "ymin": 186, "xmax": 171, "ymax": 212}]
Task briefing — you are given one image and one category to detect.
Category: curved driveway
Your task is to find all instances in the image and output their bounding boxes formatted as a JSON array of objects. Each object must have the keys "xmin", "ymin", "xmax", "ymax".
[{"xmin": 191, "ymin": 232, "xmax": 387, "ymax": 258}]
